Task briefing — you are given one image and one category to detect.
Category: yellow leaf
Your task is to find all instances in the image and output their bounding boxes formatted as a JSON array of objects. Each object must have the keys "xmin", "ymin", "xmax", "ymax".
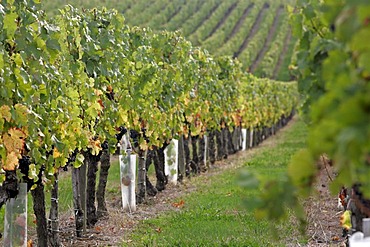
[
  {"xmin": 340, "ymin": 210, "xmax": 352, "ymax": 230},
  {"xmin": 3, "ymin": 127, "xmax": 26, "ymax": 154},
  {"xmin": 53, "ymin": 147, "xmax": 62, "ymax": 158},
  {"xmin": 0, "ymin": 105, "xmax": 11, "ymax": 122},
  {"xmin": 3, "ymin": 151, "xmax": 19, "ymax": 171},
  {"xmin": 139, "ymin": 141, "xmax": 148, "ymax": 150},
  {"xmin": 88, "ymin": 139, "xmax": 101, "ymax": 156}
]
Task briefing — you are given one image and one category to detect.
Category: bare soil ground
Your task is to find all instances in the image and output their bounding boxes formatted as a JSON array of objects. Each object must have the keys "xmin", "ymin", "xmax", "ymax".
[{"xmin": 301, "ymin": 156, "xmax": 347, "ymax": 247}]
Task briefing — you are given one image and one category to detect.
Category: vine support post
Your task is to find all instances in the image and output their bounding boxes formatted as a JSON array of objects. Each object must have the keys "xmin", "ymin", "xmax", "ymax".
[
  {"xmin": 49, "ymin": 173, "xmax": 60, "ymax": 247},
  {"xmin": 203, "ymin": 135, "xmax": 208, "ymax": 170},
  {"xmin": 249, "ymin": 129, "xmax": 254, "ymax": 148},
  {"xmin": 363, "ymin": 218, "xmax": 370, "ymax": 238}
]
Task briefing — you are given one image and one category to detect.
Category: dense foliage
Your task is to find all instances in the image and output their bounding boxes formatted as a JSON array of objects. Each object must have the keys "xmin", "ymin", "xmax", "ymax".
[
  {"xmin": 290, "ymin": 0, "xmax": 370, "ymax": 198},
  {"xmin": 0, "ymin": 0, "xmax": 297, "ymax": 191}
]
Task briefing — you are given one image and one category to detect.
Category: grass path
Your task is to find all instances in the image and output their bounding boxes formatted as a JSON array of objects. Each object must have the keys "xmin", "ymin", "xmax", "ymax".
[{"xmin": 122, "ymin": 117, "xmax": 308, "ymax": 246}]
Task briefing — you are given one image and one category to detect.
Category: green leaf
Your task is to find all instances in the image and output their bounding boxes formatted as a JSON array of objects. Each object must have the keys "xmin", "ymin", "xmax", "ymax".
[
  {"xmin": 73, "ymin": 153, "xmax": 85, "ymax": 168},
  {"xmin": 3, "ymin": 12, "xmax": 18, "ymax": 38},
  {"xmin": 288, "ymin": 149, "xmax": 316, "ymax": 196},
  {"xmin": 238, "ymin": 170, "xmax": 260, "ymax": 190}
]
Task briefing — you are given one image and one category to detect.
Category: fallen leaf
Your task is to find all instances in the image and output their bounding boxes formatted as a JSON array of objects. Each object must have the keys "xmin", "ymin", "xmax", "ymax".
[
  {"xmin": 332, "ymin": 236, "xmax": 340, "ymax": 241},
  {"xmin": 95, "ymin": 226, "xmax": 102, "ymax": 232},
  {"xmin": 172, "ymin": 200, "xmax": 185, "ymax": 208}
]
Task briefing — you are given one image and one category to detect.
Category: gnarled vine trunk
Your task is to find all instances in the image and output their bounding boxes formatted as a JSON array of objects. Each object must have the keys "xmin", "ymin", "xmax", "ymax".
[
  {"xmin": 96, "ymin": 148, "xmax": 110, "ymax": 218},
  {"xmin": 32, "ymin": 183, "xmax": 48, "ymax": 247},
  {"xmin": 177, "ymin": 136, "xmax": 186, "ymax": 182},
  {"xmin": 215, "ymin": 130, "xmax": 223, "ymax": 160},
  {"xmin": 72, "ymin": 167, "xmax": 84, "ymax": 237},
  {"xmin": 85, "ymin": 151, "xmax": 101, "ymax": 227},
  {"xmin": 208, "ymin": 131, "xmax": 216, "ymax": 166},
  {"xmin": 183, "ymin": 136, "xmax": 191, "ymax": 176},
  {"xmin": 145, "ymin": 148, "xmax": 158, "ymax": 196},
  {"xmin": 156, "ymin": 146, "xmax": 167, "ymax": 191},
  {"xmin": 137, "ymin": 149, "xmax": 147, "ymax": 204},
  {"xmin": 191, "ymin": 135, "xmax": 200, "ymax": 174},
  {"xmin": 222, "ymin": 128, "xmax": 229, "ymax": 159}
]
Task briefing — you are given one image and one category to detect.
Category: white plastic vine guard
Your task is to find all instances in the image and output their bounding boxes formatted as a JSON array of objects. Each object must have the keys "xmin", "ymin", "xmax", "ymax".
[
  {"xmin": 164, "ymin": 139, "xmax": 178, "ymax": 185},
  {"xmin": 349, "ymin": 232, "xmax": 370, "ymax": 247}
]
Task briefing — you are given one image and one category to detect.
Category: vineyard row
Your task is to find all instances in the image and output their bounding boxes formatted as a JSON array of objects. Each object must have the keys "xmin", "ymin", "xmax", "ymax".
[{"xmin": 0, "ymin": 1, "xmax": 298, "ymax": 245}]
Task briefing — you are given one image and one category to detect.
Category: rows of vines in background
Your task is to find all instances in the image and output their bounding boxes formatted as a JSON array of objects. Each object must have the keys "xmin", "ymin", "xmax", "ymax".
[
  {"xmin": 201, "ymin": 1, "xmax": 251, "ymax": 53},
  {"xmin": 144, "ymin": 0, "xmax": 187, "ymax": 30},
  {"xmin": 276, "ymin": 32, "xmax": 296, "ymax": 81},
  {"xmin": 180, "ymin": 0, "xmax": 222, "ymax": 38},
  {"xmin": 243, "ymin": 0, "xmax": 370, "ymax": 236},
  {"xmin": 161, "ymin": 0, "xmax": 204, "ymax": 32},
  {"xmin": 43, "ymin": 0, "xmax": 135, "ymax": 17},
  {"xmin": 187, "ymin": 0, "xmax": 239, "ymax": 47},
  {"xmin": 42, "ymin": 0, "xmax": 297, "ymax": 81},
  {"xmin": 215, "ymin": 1, "xmax": 260, "ymax": 57},
  {"xmin": 239, "ymin": 75, "xmax": 298, "ymax": 131},
  {"xmin": 238, "ymin": 2, "xmax": 280, "ymax": 71},
  {"xmin": 253, "ymin": 6, "xmax": 290, "ymax": 78},
  {"xmin": 124, "ymin": 0, "xmax": 169, "ymax": 27},
  {"xmin": 222, "ymin": 2, "xmax": 281, "ymax": 74}
]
